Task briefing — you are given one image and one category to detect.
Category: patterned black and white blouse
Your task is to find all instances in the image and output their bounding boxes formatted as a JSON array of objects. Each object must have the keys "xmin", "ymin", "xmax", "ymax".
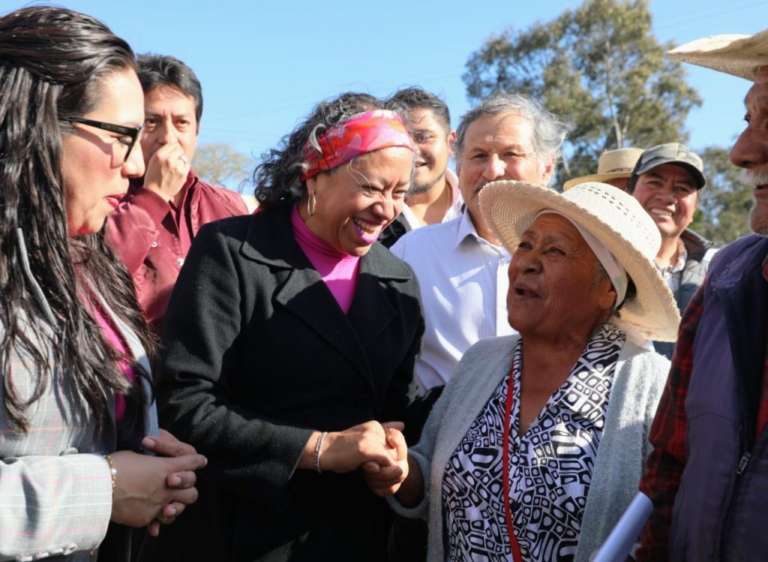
[{"xmin": 442, "ymin": 322, "xmax": 626, "ymax": 561}]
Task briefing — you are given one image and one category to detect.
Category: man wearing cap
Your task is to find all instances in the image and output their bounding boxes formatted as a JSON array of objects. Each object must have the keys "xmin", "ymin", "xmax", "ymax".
[
  {"xmin": 390, "ymin": 94, "xmax": 565, "ymax": 393},
  {"xmin": 627, "ymin": 142, "xmax": 713, "ymax": 359},
  {"xmin": 107, "ymin": 54, "xmax": 254, "ymax": 334},
  {"xmin": 638, "ymin": 30, "xmax": 768, "ymax": 560},
  {"xmin": 563, "ymin": 147, "xmax": 644, "ymax": 192},
  {"xmin": 379, "ymin": 88, "xmax": 463, "ymax": 248}
]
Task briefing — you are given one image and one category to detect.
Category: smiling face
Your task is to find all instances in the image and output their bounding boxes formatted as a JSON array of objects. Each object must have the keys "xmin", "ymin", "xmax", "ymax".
[
  {"xmin": 730, "ymin": 72, "xmax": 768, "ymax": 235},
  {"xmin": 304, "ymin": 146, "xmax": 413, "ymax": 256},
  {"xmin": 507, "ymin": 214, "xmax": 616, "ymax": 343},
  {"xmin": 407, "ymin": 107, "xmax": 454, "ymax": 195},
  {"xmin": 456, "ymin": 112, "xmax": 554, "ymax": 241},
  {"xmin": 631, "ymin": 163, "xmax": 698, "ymax": 241},
  {"xmin": 61, "ymin": 68, "xmax": 146, "ymax": 236},
  {"xmin": 140, "ymin": 84, "xmax": 198, "ymax": 168}
]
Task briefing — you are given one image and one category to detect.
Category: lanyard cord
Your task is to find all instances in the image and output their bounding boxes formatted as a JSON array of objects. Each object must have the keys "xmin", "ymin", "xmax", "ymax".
[{"xmin": 502, "ymin": 361, "xmax": 524, "ymax": 562}]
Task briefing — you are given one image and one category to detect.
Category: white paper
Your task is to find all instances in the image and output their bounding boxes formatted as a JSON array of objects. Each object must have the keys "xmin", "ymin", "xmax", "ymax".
[{"xmin": 592, "ymin": 492, "xmax": 653, "ymax": 562}]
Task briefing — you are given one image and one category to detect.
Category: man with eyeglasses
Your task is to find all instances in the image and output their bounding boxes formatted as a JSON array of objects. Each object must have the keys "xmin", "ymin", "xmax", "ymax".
[{"xmin": 107, "ymin": 54, "xmax": 254, "ymax": 334}]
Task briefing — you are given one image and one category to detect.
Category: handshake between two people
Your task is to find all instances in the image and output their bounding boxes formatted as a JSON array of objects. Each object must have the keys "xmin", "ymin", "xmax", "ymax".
[{"xmin": 300, "ymin": 420, "xmax": 410, "ymax": 497}]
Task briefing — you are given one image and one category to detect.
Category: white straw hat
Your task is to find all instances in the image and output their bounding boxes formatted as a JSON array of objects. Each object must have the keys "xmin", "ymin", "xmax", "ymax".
[
  {"xmin": 668, "ymin": 30, "xmax": 768, "ymax": 81},
  {"xmin": 562, "ymin": 147, "xmax": 644, "ymax": 191},
  {"xmin": 479, "ymin": 180, "xmax": 681, "ymax": 342}
]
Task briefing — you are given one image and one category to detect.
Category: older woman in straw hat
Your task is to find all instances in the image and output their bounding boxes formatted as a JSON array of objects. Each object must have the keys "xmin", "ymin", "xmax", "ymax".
[{"xmin": 365, "ymin": 181, "xmax": 680, "ymax": 562}]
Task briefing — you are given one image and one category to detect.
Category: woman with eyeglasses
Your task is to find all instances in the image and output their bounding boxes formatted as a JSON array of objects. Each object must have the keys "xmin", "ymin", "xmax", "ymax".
[
  {"xmin": 148, "ymin": 93, "xmax": 423, "ymax": 561},
  {"xmin": 0, "ymin": 7, "xmax": 206, "ymax": 561}
]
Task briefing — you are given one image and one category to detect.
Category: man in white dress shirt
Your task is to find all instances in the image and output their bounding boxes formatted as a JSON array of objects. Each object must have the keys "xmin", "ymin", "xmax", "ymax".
[
  {"xmin": 380, "ymin": 88, "xmax": 463, "ymax": 248},
  {"xmin": 391, "ymin": 94, "xmax": 566, "ymax": 391}
]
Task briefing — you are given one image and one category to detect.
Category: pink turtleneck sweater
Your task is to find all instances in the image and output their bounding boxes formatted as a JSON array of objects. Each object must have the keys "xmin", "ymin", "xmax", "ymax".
[{"xmin": 291, "ymin": 205, "xmax": 360, "ymax": 314}]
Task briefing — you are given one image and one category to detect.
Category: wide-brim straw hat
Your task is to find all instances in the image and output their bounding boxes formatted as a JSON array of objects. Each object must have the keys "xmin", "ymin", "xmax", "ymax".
[
  {"xmin": 668, "ymin": 30, "xmax": 768, "ymax": 81},
  {"xmin": 563, "ymin": 147, "xmax": 645, "ymax": 191},
  {"xmin": 479, "ymin": 180, "xmax": 681, "ymax": 342}
]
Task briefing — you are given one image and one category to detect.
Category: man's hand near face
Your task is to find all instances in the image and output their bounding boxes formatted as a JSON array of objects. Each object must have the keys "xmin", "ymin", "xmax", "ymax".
[{"xmin": 142, "ymin": 141, "xmax": 191, "ymax": 203}]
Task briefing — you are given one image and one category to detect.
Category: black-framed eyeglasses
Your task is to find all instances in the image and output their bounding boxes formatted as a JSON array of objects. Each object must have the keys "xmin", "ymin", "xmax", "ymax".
[{"xmin": 64, "ymin": 117, "xmax": 144, "ymax": 162}]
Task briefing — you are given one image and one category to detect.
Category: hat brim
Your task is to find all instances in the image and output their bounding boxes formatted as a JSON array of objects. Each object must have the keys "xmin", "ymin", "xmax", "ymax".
[
  {"xmin": 634, "ymin": 160, "xmax": 707, "ymax": 190},
  {"xmin": 668, "ymin": 31, "xmax": 768, "ymax": 81},
  {"xmin": 479, "ymin": 180, "xmax": 681, "ymax": 342},
  {"xmin": 562, "ymin": 171, "xmax": 632, "ymax": 191}
]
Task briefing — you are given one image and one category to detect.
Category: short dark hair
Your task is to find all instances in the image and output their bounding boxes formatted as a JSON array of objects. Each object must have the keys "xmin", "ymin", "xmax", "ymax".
[
  {"xmin": 387, "ymin": 87, "xmax": 451, "ymax": 131},
  {"xmin": 136, "ymin": 54, "xmax": 203, "ymax": 125}
]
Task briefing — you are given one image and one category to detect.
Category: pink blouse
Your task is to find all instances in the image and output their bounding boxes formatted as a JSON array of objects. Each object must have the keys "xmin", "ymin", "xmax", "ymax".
[
  {"xmin": 90, "ymin": 302, "xmax": 136, "ymax": 421},
  {"xmin": 291, "ymin": 205, "xmax": 360, "ymax": 314}
]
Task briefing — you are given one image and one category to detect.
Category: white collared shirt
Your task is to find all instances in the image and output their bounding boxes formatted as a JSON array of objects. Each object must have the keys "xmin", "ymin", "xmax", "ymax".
[
  {"xmin": 399, "ymin": 169, "xmax": 464, "ymax": 231},
  {"xmin": 391, "ymin": 211, "xmax": 515, "ymax": 391}
]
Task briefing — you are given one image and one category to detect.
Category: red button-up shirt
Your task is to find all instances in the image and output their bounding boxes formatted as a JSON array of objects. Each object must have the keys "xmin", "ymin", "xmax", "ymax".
[{"xmin": 107, "ymin": 170, "xmax": 248, "ymax": 333}]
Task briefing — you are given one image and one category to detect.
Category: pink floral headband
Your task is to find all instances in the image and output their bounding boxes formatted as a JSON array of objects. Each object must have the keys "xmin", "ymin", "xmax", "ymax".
[{"xmin": 300, "ymin": 109, "xmax": 415, "ymax": 181}]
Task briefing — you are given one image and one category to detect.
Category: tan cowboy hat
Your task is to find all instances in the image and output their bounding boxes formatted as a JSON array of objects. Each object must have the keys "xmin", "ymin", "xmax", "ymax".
[
  {"xmin": 562, "ymin": 147, "xmax": 644, "ymax": 191},
  {"xmin": 668, "ymin": 29, "xmax": 768, "ymax": 81},
  {"xmin": 479, "ymin": 180, "xmax": 681, "ymax": 342}
]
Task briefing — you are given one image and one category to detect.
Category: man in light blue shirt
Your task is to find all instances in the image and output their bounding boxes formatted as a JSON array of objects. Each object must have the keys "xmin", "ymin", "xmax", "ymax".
[{"xmin": 392, "ymin": 94, "xmax": 566, "ymax": 390}]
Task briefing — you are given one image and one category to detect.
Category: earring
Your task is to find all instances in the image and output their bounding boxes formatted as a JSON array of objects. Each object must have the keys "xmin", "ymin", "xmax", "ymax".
[{"xmin": 307, "ymin": 191, "xmax": 317, "ymax": 217}]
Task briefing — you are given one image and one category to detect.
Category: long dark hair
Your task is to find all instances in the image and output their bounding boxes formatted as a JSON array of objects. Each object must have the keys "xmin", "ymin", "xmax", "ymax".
[
  {"xmin": 254, "ymin": 92, "xmax": 390, "ymax": 208},
  {"xmin": 0, "ymin": 7, "xmax": 156, "ymax": 434}
]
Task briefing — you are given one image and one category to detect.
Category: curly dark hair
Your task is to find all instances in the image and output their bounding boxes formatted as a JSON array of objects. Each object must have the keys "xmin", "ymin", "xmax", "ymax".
[
  {"xmin": 0, "ymin": 7, "xmax": 156, "ymax": 435},
  {"xmin": 254, "ymin": 92, "xmax": 406, "ymax": 208}
]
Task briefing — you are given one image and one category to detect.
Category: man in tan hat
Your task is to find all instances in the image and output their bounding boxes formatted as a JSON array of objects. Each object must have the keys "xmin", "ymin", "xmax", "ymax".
[
  {"xmin": 627, "ymin": 142, "xmax": 713, "ymax": 359},
  {"xmin": 638, "ymin": 29, "xmax": 768, "ymax": 561},
  {"xmin": 562, "ymin": 147, "xmax": 644, "ymax": 191}
]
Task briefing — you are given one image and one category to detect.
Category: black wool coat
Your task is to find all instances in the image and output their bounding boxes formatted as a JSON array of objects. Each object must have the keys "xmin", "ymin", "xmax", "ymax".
[{"xmin": 148, "ymin": 203, "xmax": 424, "ymax": 562}]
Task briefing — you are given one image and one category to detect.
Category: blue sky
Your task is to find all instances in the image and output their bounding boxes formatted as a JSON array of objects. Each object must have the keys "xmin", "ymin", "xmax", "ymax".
[{"xmin": 7, "ymin": 0, "xmax": 768, "ymax": 177}]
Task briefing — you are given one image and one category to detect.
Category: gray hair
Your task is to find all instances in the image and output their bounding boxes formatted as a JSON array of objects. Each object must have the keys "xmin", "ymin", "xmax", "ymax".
[{"xmin": 454, "ymin": 94, "xmax": 566, "ymax": 175}]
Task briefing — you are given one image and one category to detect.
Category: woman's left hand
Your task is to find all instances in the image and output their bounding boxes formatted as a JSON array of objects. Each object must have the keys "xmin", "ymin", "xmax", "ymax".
[
  {"xmin": 141, "ymin": 430, "xmax": 204, "ymax": 536},
  {"xmin": 362, "ymin": 423, "xmax": 409, "ymax": 497}
]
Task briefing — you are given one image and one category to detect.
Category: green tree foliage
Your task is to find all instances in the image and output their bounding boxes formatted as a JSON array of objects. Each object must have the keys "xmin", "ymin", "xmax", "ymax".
[
  {"xmin": 691, "ymin": 145, "xmax": 753, "ymax": 246},
  {"xmin": 193, "ymin": 143, "xmax": 254, "ymax": 192},
  {"xmin": 462, "ymin": 0, "xmax": 702, "ymax": 183}
]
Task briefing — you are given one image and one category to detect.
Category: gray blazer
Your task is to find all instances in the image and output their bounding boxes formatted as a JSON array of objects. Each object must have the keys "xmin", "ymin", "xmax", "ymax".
[
  {"xmin": 0, "ymin": 287, "xmax": 157, "ymax": 562},
  {"xmin": 390, "ymin": 330, "xmax": 669, "ymax": 562}
]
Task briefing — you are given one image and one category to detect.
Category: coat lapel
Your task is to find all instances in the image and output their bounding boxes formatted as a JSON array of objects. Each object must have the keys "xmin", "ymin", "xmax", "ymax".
[
  {"xmin": 241, "ymin": 205, "xmax": 411, "ymax": 385},
  {"xmin": 274, "ymin": 264, "xmax": 374, "ymax": 386},
  {"xmin": 347, "ymin": 255, "xmax": 398, "ymax": 349}
]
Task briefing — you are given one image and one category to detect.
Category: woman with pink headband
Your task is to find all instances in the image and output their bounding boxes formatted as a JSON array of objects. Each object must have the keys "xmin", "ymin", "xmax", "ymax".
[{"xmin": 149, "ymin": 93, "xmax": 422, "ymax": 561}]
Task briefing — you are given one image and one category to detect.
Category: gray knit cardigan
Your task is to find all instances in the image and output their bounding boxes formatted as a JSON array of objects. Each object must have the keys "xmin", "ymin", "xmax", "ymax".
[{"xmin": 389, "ymin": 330, "xmax": 670, "ymax": 562}]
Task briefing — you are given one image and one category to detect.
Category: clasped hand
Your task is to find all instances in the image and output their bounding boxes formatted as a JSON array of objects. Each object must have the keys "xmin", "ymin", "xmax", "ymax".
[
  {"xmin": 109, "ymin": 429, "xmax": 207, "ymax": 537},
  {"xmin": 308, "ymin": 420, "xmax": 407, "ymax": 497},
  {"xmin": 360, "ymin": 421, "xmax": 409, "ymax": 497}
]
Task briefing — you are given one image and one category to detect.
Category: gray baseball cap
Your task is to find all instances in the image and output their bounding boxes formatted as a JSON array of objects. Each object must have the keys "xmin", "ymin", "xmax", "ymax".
[{"xmin": 632, "ymin": 143, "xmax": 707, "ymax": 189}]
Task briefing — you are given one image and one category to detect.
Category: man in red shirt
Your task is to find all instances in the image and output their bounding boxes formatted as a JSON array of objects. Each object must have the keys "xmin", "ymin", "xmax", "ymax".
[
  {"xmin": 638, "ymin": 30, "xmax": 768, "ymax": 560},
  {"xmin": 108, "ymin": 55, "xmax": 252, "ymax": 333}
]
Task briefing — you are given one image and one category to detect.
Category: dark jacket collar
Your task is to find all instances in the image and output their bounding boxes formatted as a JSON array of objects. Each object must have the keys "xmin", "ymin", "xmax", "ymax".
[
  {"xmin": 681, "ymin": 228, "xmax": 712, "ymax": 262},
  {"xmin": 239, "ymin": 202, "xmax": 415, "ymax": 385}
]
